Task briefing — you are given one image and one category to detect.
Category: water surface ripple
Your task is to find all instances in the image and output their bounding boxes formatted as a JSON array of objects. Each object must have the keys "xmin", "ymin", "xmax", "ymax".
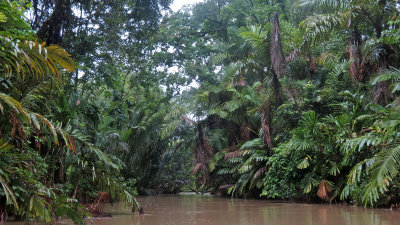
[{"xmin": 8, "ymin": 195, "xmax": 400, "ymax": 225}]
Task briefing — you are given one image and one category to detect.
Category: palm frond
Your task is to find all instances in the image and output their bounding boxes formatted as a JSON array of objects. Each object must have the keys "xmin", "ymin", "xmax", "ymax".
[
  {"xmin": 315, "ymin": 51, "xmax": 337, "ymax": 66},
  {"xmin": 363, "ymin": 144, "xmax": 400, "ymax": 205},
  {"xmin": 238, "ymin": 25, "xmax": 268, "ymax": 49},
  {"xmin": 0, "ymin": 161, "xmax": 19, "ymax": 210},
  {"xmin": 240, "ymin": 138, "xmax": 264, "ymax": 149},
  {"xmin": 297, "ymin": 0, "xmax": 351, "ymax": 8},
  {"xmin": 290, "ymin": 129, "xmax": 314, "ymax": 151},
  {"xmin": 95, "ymin": 172, "xmax": 142, "ymax": 213},
  {"xmin": 371, "ymin": 68, "xmax": 400, "ymax": 84},
  {"xmin": 224, "ymin": 150, "xmax": 244, "ymax": 160},
  {"xmin": 0, "ymin": 92, "xmax": 86, "ymax": 154},
  {"xmin": 297, "ymin": 156, "xmax": 311, "ymax": 169},
  {"xmin": 301, "ymin": 174, "xmax": 319, "ymax": 193},
  {"xmin": 300, "ymin": 11, "xmax": 352, "ymax": 49},
  {"xmin": 0, "ymin": 38, "xmax": 74, "ymax": 78}
]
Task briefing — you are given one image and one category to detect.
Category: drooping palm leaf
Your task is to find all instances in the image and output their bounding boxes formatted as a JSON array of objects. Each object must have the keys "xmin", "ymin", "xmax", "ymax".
[
  {"xmin": 363, "ymin": 144, "xmax": 400, "ymax": 205},
  {"xmin": 0, "ymin": 139, "xmax": 18, "ymax": 209}
]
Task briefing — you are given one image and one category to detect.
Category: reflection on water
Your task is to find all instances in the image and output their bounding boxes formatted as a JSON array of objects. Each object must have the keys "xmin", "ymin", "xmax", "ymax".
[{"xmin": 7, "ymin": 195, "xmax": 400, "ymax": 225}]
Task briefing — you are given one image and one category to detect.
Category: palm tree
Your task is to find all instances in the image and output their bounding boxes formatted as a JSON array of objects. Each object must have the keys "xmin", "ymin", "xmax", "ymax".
[
  {"xmin": 339, "ymin": 68, "xmax": 400, "ymax": 205},
  {"xmin": 0, "ymin": 2, "xmax": 143, "ymax": 222},
  {"xmin": 0, "ymin": 0, "xmax": 76, "ymax": 151},
  {"xmin": 299, "ymin": 0, "xmax": 399, "ymax": 83},
  {"xmin": 236, "ymin": 15, "xmax": 288, "ymax": 153}
]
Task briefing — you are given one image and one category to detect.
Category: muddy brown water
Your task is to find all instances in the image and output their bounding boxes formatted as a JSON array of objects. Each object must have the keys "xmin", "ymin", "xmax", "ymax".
[{"xmin": 7, "ymin": 195, "xmax": 400, "ymax": 225}]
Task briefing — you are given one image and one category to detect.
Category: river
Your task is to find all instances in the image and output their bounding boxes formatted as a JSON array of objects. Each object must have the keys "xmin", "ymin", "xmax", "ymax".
[{"xmin": 7, "ymin": 195, "xmax": 400, "ymax": 225}]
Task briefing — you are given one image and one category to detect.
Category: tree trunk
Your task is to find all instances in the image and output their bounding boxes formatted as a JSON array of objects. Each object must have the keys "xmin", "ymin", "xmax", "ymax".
[
  {"xmin": 261, "ymin": 104, "xmax": 273, "ymax": 156},
  {"xmin": 374, "ymin": 0, "xmax": 387, "ymax": 38},
  {"xmin": 270, "ymin": 12, "xmax": 285, "ymax": 78},
  {"xmin": 240, "ymin": 121, "xmax": 251, "ymax": 141},
  {"xmin": 349, "ymin": 26, "xmax": 365, "ymax": 83},
  {"xmin": 272, "ymin": 71, "xmax": 282, "ymax": 106},
  {"xmin": 193, "ymin": 123, "xmax": 214, "ymax": 186},
  {"xmin": 270, "ymin": 12, "xmax": 284, "ymax": 106},
  {"xmin": 37, "ymin": 0, "xmax": 72, "ymax": 46}
]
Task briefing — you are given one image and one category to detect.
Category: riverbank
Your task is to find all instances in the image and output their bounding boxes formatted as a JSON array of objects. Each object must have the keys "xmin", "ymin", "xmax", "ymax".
[{"xmin": 175, "ymin": 192, "xmax": 400, "ymax": 210}]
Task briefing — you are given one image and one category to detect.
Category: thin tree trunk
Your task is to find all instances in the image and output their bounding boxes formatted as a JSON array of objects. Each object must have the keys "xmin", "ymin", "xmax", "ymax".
[
  {"xmin": 270, "ymin": 12, "xmax": 285, "ymax": 78},
  {"xmin": 240, "ymin": 121, "xmax": 251, "ymax": 141},
  {"xmin": 193, "ymin": 123, "xmax": 214, "ymax": 186},
  {"xmin": 373, "ymin": 0, "xmax": 386, "ymax": 38},
  {"xmin": 272, "ymin": 72, "xmax": 282, "ymax": 106},
  {"xmin": 260, "ymin": 11, "xmax": 286, "ymax": 155},
  {"xmin": 349, "ymin": 26, "xmax": 365, "ymax": 82},
  {"xmin": 37, "ymin": 0, "xmax": 73, "ymax": 46},
  {"xmin": 270, "ymin": 12, "xmax": 284, "ymax": 106},
  {"xmin": 72, "ymin": 185, "xmax": 78, "ymax": 199},
  {"xmin": 261, "ymin": 103, "xmax": 273, "ymax": 156},
  {"xmin": 287, "ymin": 76, "xmax": 302, "ymax": 116}
]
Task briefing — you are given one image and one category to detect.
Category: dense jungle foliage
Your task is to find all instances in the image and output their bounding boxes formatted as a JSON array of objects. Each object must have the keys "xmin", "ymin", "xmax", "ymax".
[{"xmin": 1, "ymin": 0, "xmax": 400, "ymax": 223}]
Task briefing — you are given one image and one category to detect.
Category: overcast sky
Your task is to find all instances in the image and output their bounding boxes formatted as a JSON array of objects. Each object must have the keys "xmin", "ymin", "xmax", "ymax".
[{"xmin": 170, "ymin": 0, "xmax": 205, "ymax": 12}]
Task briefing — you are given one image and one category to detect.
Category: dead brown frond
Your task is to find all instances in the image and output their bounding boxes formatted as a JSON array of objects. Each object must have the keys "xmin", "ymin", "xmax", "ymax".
[
  {"xmin": 9, "ymin": 112, "xmax": 26, "ymax": 143},
  {"xmin": 192, "ymin": 163, "xmax": 205, "ymax": 175},
  {"xmin": 373, "ymin": 81, "xmax": 391, "ymax": 104},
  {"xmin": 193, "ymin": 124, "xmax": 214, "ymax": 185},
  {"xmin": 240, "ymin": 122, "xmax": 251, "ymax": 141},
  {"xmin": 282, "ymin": 87, "xmax": 301, "ymax": 103},
  {"xmin": 253, "ymin": 166, "xmax": 269, "ymax": 179},
  {"xmin": 224, "ymin": 150, "xmax": 244, "ymax": 160},
  {"xmin": 88, "ymin": 192, "xmax": 111, "ymax": 217},
  {"xmin": 68, "ymin": 135, "xmax": 77, "ymax": 154},
  {"xmin": 317, "ymin": 180, "xmax": 332, "ymax": 201},
  {"xmin": 285, "ymin": 49, "xmax": 298, "ymax": 63},
  {"xmin": 349, "ymin": 45, "xmax": 365, "ymax": 82},
  {"xmin": 219, "ymin": 184, "xmax": 234, "ymax": 190},
  {"xmin": 180, "ymin": 115, "xmax": 195, "ymax": 125}
]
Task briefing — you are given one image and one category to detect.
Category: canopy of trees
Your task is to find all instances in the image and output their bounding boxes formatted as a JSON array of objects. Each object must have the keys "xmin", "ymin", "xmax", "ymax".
[{"xmin": 1, "ymin": 0, "xmax": 400, "ymax": 224}]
